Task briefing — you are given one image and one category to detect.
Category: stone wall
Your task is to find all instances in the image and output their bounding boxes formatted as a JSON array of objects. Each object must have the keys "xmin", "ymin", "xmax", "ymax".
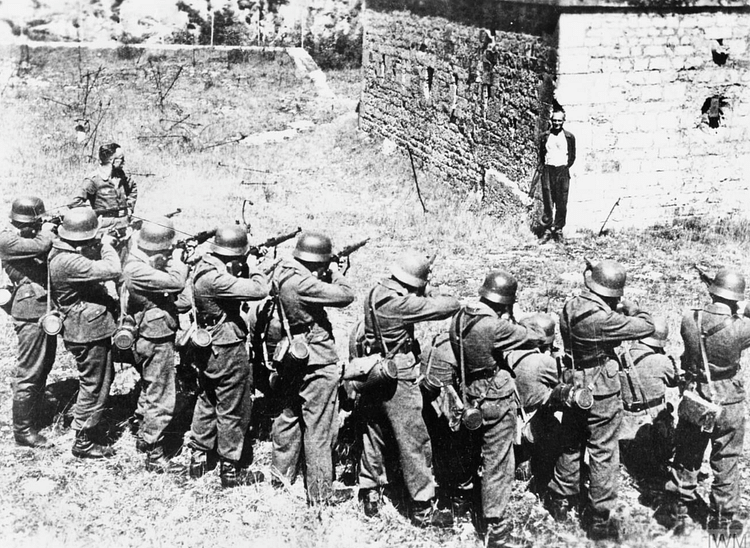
[
  {"xmin": 360, "ymin": 1, "xmax": 558, "ymax": 194},
  {"xmin": 556, "ymin": 10, "xmax": 750, "ymax": 230}
]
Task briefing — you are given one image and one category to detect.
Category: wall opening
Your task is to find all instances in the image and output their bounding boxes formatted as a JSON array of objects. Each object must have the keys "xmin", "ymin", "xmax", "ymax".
[
  {"xmin": 711, "ymin": 39, "xmax": 729, "ymax": 66},
  {"xmin": 701, "ymin": 95, "xmax": 728, "ymax": 128},
  {"xmin": 422, "ymin": 67, "xmax": 434, "ymax": 100}
]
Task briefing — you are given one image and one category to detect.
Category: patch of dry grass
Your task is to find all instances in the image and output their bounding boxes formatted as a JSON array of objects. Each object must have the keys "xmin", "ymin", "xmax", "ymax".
[{"xmin": 1, "ymin": 46, "xmax": 750, "ymax": 548}]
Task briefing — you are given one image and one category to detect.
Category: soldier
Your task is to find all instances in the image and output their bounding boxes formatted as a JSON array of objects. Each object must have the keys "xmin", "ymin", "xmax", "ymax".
[
  {"xmin": 0, "ymin": 197, "xmax": 57, "ymax": 448},
  {"xmin": 49, "ymin": 207, "xmax": 121, "ymax": 458},
  {"xmin": 660, "ymin": 269, "xmax": 750, "ymax": 535},
  {"xmin": 357, "ymin": 251, "xmax": 459, "ymax": 527},
  {"xmin": 72, "ymin": 143, "xmax": 137, "ymax": 231},
  {"xmin": 187, "ymin": 225, "xmax": 269, "ymax": 488},
  {"xmin": 618, "ymin": 318, "xmax": 681, "ymax": 485},
  {"xmin": 545, "ymin": 259, "xmax": 654, "ymax": 540},
  {"xmin": 448, "ymin": 271, "xmax": 546, "ymax": 547},
  {"xmin": 122, "ymin": 219, "xmax": 189, "ymax": 473},
  {"xmin": 508, "ymin": 313, "xmax": 563, "ymax": 492},
  {"xmin": 270, "ymin": 232, "xmax": 355, "ymax": 505}
]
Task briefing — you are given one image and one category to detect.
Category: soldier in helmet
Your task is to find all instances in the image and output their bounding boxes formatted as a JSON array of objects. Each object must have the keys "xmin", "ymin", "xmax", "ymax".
[
  {"xmin": 357, "ymin": 251, "xmax": 459, "ymax": 527},
  {"xmin": 49, "ymin": 207, "xmax": 122, "ymax": 458},
  {"xmin": 122, "ymin": 218, "xmax": 189, "ymax": 473},
  {"xmin": 618, "ymin": 318, "xmax": 681, "ymax": 488},
  {"xmin": 659, "ymin": 268, "xmax": 750, "ymax": 536},
  {"xmin": 508, "ymin": 313, "xmax": 564, "ymax": 492},
  {"xmin": 0, "ymin": 197, "xmax": 57, "ymax": 448},
  {"xmin": 448, "ymin": 270, "xmax": 546, "ymax": 547},
  {"xmin": 270, "ymin": 231, "xmax": 355, "ymax": 505},
  {"xmin": 545, "ymin": 259, "xmax": 654, "ymax": 540},
  {"xmin": 187, "ymin": 224, "xmax": 269, "ymax": 488}
]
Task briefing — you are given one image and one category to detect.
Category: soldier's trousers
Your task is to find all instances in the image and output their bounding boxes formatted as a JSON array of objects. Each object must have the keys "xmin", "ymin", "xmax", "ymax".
[
  {"xmin": 665, "ymin": 399, "xmax": 745, "ymax": 515},
  {"xmin": 272, "ymin": 362, "xmax": 340, "ymax": 504},
  {"xmin": 358, "ymin": 378, "xmax": 436, "ymax": 503},
  {"xmin": 548, "ymin": 393, "xmax": 622, "ymax": 517},
  {"xmin": 12, "ymin": 320, "xmax": 57, "ymax": 406},
  {"xmin": 64, "ymin": 338, "xmax": 115, "ymax": 432},
  {"xmin": 541, "ymin": 165, "xmax": 570, "ymax": 231},
  {"xmin": 133, "ymin": 336, "xmax": 178, "ymax": 447},
  {"xmin": 190, "ymin": 343, "xmax": 252, "ymax": 463}
]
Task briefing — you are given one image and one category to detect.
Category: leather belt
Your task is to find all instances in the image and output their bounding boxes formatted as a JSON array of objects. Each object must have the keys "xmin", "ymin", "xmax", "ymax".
[
  {"xmin": 465, "ymin": 368, "xmax": 496, "ymax": 382},
  {"xmin": 198, "ymin": 316, "xmax": 223, "ymax": 328},
  {"xmin": 100, "ymin": 209, "xmax": 127, "ymax": 218},
  {"xmin": 289, "ymin": 323, "xmax": 312, "ymax": 336},
  {"xmin": 623, "ymin": 395, "xmax": 665, "ymax": 413},
  {"xmin": 694, "ymin": 366, "xmax": 738, "ymax": 383}
]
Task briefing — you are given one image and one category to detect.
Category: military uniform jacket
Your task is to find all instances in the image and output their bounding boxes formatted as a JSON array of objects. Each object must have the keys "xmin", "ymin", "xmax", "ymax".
[
  {"xmin": 561, "ymin": 289, "xmax": 654, "ymax": 397},
  {"xmin": 275, "ymin": 257, "xmax": 354, "ymax": 366},
  {"xmin": 49, "ymin": 241, "xmax": 121, "ymax": 343},
  {"xmin": 193, "ymin": 254, "xmax": 268, "ymax": 346},
  {"xmin": 0, "ymin": 229, "xmax": 54, "ymax": 321},
  {"xmin": 123, "ymin": 248, "xmax": 189, "ymax": 340},
  {"xmin": 72, "ymin": 168, "xmax": 137, "ymax": 230},
  {"xmin": 450, "ymin": 303, "xmax": 546, "ymax": 399},
  {"xmin": 681, "ymin": 302, "xmax": 750, "ymax": 405},
  {"xmin": 620, "ymin": 341, "xmax": 680, "ymax": 407},
  {"xmin": 364, "ymin": 278, "xmax": 460, "ymax": 371},
  {"xmin": 507, "ymin": 349, "xmax": 559, "ymax": 411}
]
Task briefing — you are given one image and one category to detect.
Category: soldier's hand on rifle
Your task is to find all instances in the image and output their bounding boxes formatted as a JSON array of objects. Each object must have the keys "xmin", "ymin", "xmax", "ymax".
[
  {"xmin": 40, "ymin": 221, "xmax": 57, "ymax": 235},
  {"xmin": 171, "ymin": 247, "xmax": 185, "ymax": 265},
  {"xmin": 616, "ymin": 298, "xmax": 639, "ymax": 317},
  {"xmin": 338, "ymin": 255, "xmax": 350, "ymax": 275},
  {"xmin": 101, "ymin": 233, "xmax": 117, "ymax": 248}
]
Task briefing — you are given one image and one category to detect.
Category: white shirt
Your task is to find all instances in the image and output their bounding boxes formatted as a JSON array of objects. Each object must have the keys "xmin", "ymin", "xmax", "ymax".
[{"xmin": 545, "ymin": 131, "xmax": 568, "ymax": 167}]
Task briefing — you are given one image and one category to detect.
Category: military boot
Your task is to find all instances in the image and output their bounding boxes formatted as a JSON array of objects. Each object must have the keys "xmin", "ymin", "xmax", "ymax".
[
  {"xmin": 189, "ymin": 448, "xmax": 208, "ymax": 479},
  {"xmin": 582, "ymin": 508, "xmax": 619, "ymax": 542},
  {"xmin": 544, "ymin": 491, "xmax": 576, "ymax": 523},
  {"xmin": 451, "ymin": 491, "xmax": 474, "ymax": 525},
  {"xmin": 409, "ymin": 499, "xmax": 454, "ymax": 529},
  {"xmin": 708, "ymin": 512, "xmax": 744, "ymax": 536},
  {"xmin": 359, "ymin": 488, "xmax": 382, "ymax": 517},
  {"xmin": 485, "ymin": 519, "xmax": 513, "ymax": 548},
  {"xmin": 71, "ymin": 429, "xmax": 115, "ymax": 459},
  {"xmin": 654, "ymin": 495, "xmax": 691, "ymax": 535},
  {"xmin": 13, "ymin": 398, "xmax": 53, "ymax": 449},
  {"xmin": 145, "ymin": 445, "xmax": 187, "ymax": 475}
]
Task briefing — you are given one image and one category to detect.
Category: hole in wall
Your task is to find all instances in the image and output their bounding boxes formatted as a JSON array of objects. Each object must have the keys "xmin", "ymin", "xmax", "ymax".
[
  {"xmin": 711, "ymin": 39, "xmax": 729, "ymax": 66},
  {"xmin": 701, "ymin": 95, "xmax": 728, "ymax": 128}
]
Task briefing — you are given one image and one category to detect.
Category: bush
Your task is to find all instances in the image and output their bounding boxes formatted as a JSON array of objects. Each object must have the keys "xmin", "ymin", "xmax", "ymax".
[{"xmin": 305, "ymin": 28, "xmax": 363, "ymax": 70}]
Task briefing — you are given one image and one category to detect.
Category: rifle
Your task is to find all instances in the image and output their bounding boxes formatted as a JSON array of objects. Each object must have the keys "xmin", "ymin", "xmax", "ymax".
[
  {"xmin": 44, "ymin": 205, "xmax": 135, "ymax": 227},
  {"xmin": 247, "ymin": 227, "xmax": 302, "ymax": 258},
  {"xmin": 693, "ymin": 264, "xmax": 713, "ymax": 287},
  {"xmin": 174, "ymin": 228, "xmax": 218, "ymax": 251},
  {"xmin": 332, "ymin": 238, "xmax": 370, "ymax": 262}
]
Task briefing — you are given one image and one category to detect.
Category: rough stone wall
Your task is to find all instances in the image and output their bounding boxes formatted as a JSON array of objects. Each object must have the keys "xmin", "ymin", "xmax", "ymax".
[
  {"xmin": 360, "ymin": 1, "xmax": 558, "ymax": 193},
  {"xmin": 556, "ymin": 10, "xmax": 750, "ymax": 230}
]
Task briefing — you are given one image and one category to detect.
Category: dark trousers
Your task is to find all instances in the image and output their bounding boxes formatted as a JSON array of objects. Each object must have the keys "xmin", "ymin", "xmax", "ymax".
[
  {"xmin": 133, "ymin": 337, "xmax": 178, "ymax": 447},
  {"xmin": 65, "ymin": 339, "xmax": 115, "ymax": 432},
  {"xmin": 12, "ymin": 320, "xmax": 57, "ymax": 407},
  {"xmin": 358, "ymin": 379, "xmax": 435, "ymax": 503},
  {"xmin": 665, "ymin": 400, "xmax": 745, "ymax": 515},
  {"xmin": 272, "ymin": 362, "xmax": 340, "ymax": 504},
  {"xmin": 541, "ymin": 165, "xmax": 570, "ymax": 231},
  {"xmin": 548, "ymin": 394, "xmax": 622, "ymax": 517},
  {"xmin": 190, "ymin": 343, "xmax": 253, "ymax": 463}
]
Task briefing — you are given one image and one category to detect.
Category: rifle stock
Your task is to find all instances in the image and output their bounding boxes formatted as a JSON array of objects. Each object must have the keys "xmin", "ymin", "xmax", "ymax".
[
  {"xmin": 247, "ymin": 227, "xmax": 301, "ymax": 258},
  {"xmin": 333, "ymin": 237, "xmax": 370, "ymax": 261}
]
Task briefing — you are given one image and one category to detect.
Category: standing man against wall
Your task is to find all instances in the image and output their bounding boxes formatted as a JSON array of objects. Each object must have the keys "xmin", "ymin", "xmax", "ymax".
[{"xmin": 539, "ymin": 106, "xmax": 575, "ymax": 242}]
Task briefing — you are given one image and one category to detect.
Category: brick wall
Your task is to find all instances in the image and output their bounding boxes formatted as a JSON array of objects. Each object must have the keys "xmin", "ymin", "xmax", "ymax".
[
  {"xmin": 557, "ymin": 10, "xmax": 750, "ymax": 230},
  {"xmin": 360, "ymin": 1, "xmax": 558, "ymax": 194}
]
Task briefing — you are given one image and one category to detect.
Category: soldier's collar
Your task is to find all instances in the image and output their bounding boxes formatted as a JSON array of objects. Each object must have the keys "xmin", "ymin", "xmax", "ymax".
[
  {"xmin": 128, "ymin": 247, "xmax": 150, "ymax": 263},
  {"xmin": 51, "ymin": 239, "xmax": 78, "ymax": 253},
  {"xmin": 199, "ymin": 253, "xmax": 226, "ymax": 271},
  {"xmin": 465, "ymin": 301, "xmax": 498, "ymax": 317},
  {"xmin": 379, "ymin": 278, "xmax": 408, "ymax": 296},
  {"xmin": 705, "ymin": 302, "xmax": 733, "ymax": 315},
  {"xmin": 580, "ymin": 289, "xmax": 610, "ymax": 309}
]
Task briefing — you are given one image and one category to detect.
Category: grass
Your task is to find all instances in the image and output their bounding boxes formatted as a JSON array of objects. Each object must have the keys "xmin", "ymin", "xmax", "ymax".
[{"xmin": 1, "ymin": 44, "xmax": 750, "ymax": 548}]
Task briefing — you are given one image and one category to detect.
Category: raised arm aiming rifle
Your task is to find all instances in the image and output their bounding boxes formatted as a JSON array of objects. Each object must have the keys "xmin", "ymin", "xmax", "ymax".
[
  {"xmin": 247, "ymin": 227, "xmax": 302, "ymax": 258},
  {"xmin": 325, "ymin": 237, "xmax": 370, "ymax": 278}
]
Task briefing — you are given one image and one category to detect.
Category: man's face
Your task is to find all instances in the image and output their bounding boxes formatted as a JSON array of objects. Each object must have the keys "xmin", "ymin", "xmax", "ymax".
[
  {"xmin": 551, "ymin": 113, "xmax": 565, "ymax": 132},
  {"xmin": 112, "ymin": 148, "xmax": 125, "ymax": 169}
]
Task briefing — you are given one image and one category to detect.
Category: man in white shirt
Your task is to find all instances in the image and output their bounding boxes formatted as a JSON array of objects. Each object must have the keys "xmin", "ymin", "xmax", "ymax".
[{"xmin": 539, "ymin": 108, "xmax": 576, "ymax": 241}]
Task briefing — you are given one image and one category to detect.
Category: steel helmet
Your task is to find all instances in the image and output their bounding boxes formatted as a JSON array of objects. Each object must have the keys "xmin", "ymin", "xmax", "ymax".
[
  {"xmin": 58, "ymin": 208, "xmax": 100, "ymax": 241},
  {"xmin": 584, "ymin": 259, "xmax": 627, "ymax": 298},
  {"xmin": 521, "ymin": 313, "xmax": 556, "ymax": 345},
  {"xmin": 211, "ymin": 225, "xmax": 249, "ymax": 257},
  {"xmin": 709, "ymin": 268, "xmax": 746, "ymax": 302},
  {"xmin": 138, "ymin": 218, "xmax": 176, "ymax": 252},
  {"xmin": 479, "ymin": 270, "xmax": 517, "ymax": 305},
  {"xmin": 293, "ymin": 231, "xmax": 332, "ymax": 263},
  {"xmin": 10, "ymin": 196, "xmax": 46, "ymax": 224},
  {"xmin": 390, "ymin": 251, "xmax": 431, "ymax": 289},
  {"xmin": 641, "ymin": 317, "xmax": 669, "ymax": 349}
]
